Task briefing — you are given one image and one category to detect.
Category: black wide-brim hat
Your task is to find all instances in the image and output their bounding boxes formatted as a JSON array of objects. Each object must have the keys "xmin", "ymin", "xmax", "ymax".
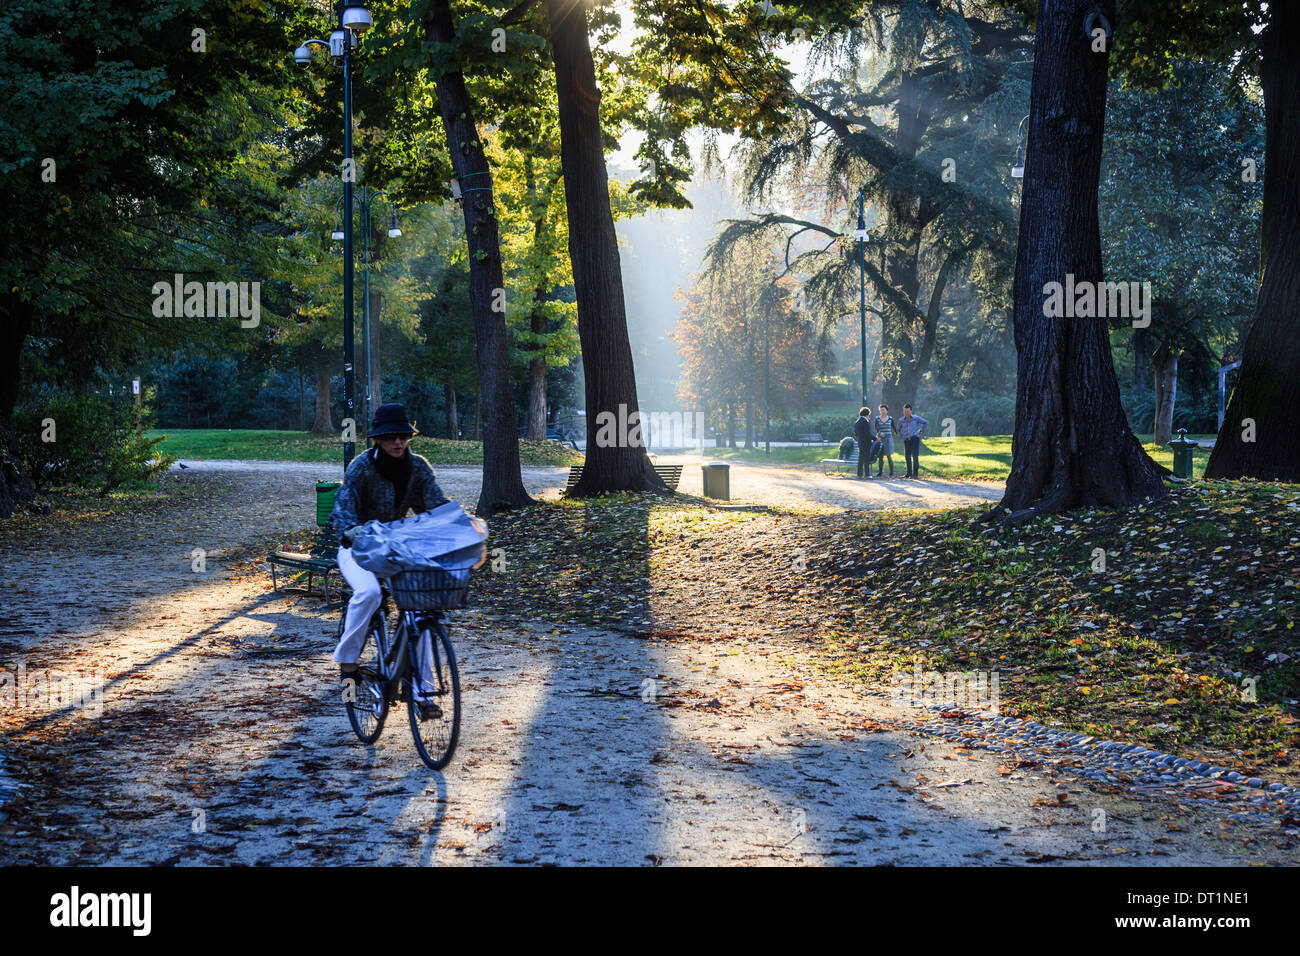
[{"xmin": 368, "ymin": 403, "xmax": 419, "ymax": 438}]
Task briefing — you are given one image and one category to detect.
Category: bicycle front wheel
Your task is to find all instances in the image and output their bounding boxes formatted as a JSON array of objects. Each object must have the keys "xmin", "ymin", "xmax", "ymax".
[
  {"xmin": 345, "ymin": 614, "xmax": 389, "ymax": 744},
  {"xmin": 407, "ymin": 619, "xmax": 461, "ymax": 771}
]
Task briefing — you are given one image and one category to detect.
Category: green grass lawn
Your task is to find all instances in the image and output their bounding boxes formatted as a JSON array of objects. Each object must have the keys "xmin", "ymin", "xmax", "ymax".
[
  {"xmin": 703, "ymin": 435, "xmax": 1011, "ymax": 476},
  {"xmin": 147, "ymin": 429, "xmax": 584, "ymax": 466},
  {"xmin": 703, "ymin": 433, "xmax": 1211, "ymax": 481},
  {"xmin": 151, "ymin": 427, "xmax": 1211, "ymax": 481}
]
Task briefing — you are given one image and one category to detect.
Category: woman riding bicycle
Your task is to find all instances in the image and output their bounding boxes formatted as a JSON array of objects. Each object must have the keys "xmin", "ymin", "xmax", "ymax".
[{"xmin": 330, "ymin": 403, "xmax": 449, "ymax": 686}]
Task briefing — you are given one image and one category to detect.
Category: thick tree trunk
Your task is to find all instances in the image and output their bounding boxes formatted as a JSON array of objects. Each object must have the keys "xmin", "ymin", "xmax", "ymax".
[
  {"xmin": 874, "ymin": 71, "xmax": 933, "ymax": 413},
  {"xmin": 427, "ymin": 0, "xmax": 533, "ymax": 515},
  {"xmin": 882, "ymin": 361, "xmax": 920, "ymax": 416},
  {"xmin": 528, "ymin": 350, "xmax": 547, "ymax": 441},
  {"xmin": 988, "ymin": 0, "xmax": 1165, "ymax": 527},
  {"xmin": 445, "ymin": 384, "xmax": 459, "ymax": 439},
  {"xmin": 1151, "ymin": 341, "xmax": 1177, "ymax": 444},
  {"xmin": 547, "ymin": 0, "xmax": 666, "ymax": 496},
  {"xmin": 1206, "ymin": 3, "xmax": 1300, "ymax": 481},
  {"xmin": 727, "ymin": 402, "xmax": 737, "ymax": 448},
  {"xmin": 311, "ymin": 355, "xmax": 335, "ymax": 436},
  {"xmin": 1133, "ymin": 325, "xmax": 1149, "ymax": 393},
  {"xmin": 0, "ymin": 292, "xmax": 36, "ymax": 518},
  {"xmin": 880, "ymin": 219, "xmax": 924, "ymax": 412},
  {"xmin": 524, "ymin": 154, "xmax": 550, "ymax": 442}
]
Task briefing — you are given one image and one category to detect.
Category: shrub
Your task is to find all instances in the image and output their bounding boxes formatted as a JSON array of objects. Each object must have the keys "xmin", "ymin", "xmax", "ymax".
[
  {"xmin": 15, "ymin": 388, "xmax": 175, "ymax": 495},
  {"xmin": 931, "ymin": 394, "xmax": 1015, "ymax": 437}
]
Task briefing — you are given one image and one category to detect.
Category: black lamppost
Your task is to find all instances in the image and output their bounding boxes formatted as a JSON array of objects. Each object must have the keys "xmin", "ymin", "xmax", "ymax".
[
  {"xmin": 295, "ymin": 0, "xmax": 374, "ymax": 467},
  {"xmin": 852, "ymin": 187, "xmax": 871, "ymax": 406},
  {"xmin": 332, "ymin": 187, "xmax": 401, "ymax": 434},
  {"xmin": 764, "ymin": 290, "xmax": 771, "ymax": 458}
]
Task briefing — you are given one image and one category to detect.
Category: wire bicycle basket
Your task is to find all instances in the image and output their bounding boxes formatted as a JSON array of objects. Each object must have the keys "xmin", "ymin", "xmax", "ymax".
[{"xmin": 389, "ymin": 566, "xmax": 472, "ymax": 611}]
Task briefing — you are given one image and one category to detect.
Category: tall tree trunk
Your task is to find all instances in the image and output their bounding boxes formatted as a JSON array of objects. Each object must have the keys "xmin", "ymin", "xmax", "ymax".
[
  {"xmin": 523, "ymin": 153, "xmax": 551, "ymax": 442},
  {"xmin": 727, "ymin": 402, "xmax": 736, "ymax": 448},
  {"xmin": 311, "ymin": 354, "xmax": 335, "ymax": 436},
  {"xmin": 1151, "ymin": 341, "xmax": 1177, "ymax": 444},
  {"xmin": 1132, "ymin": 325, "xmax": 1149, "ymax": 393},
  {"xmin": 1206, "ymin": 2, "xmax": 1300, "ymax": 481},
  {"xmin": 880, "ymin": 218, "xmax": 924, "ymax": 412},
  {"xmin": 546, "ymin": 0, "xmax": 665, "ymax": 495},
  {"xmin": 445, "ymin": 384, "xmax": 459, "ymax": 439},
  {"xmin": 883, "ymin": 360, "xmax": 920, "ymax": 416},
  {"xmin": 426, "ymin": 0, "xmax": 533, "ymax": 515},
  {"xmin": 0, "ymin": 292, "xmax": 36, "ymax": 518},
  {"xmin": 986, "ymin": 0, "xmax": 1165, "ymax": 527},
  {"xmin": 528, "ymin": 348, "xmax": 547, "ymax": 440},
  {"xmin": 298, "ymin": 366, "xmax": 306, "ymax": 431},
  {"xmin": 875, "ymin": 71, "xmax": 933, "ymax": 412}
]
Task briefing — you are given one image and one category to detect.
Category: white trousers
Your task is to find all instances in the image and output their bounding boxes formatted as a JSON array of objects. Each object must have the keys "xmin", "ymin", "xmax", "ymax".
[
  {"xmin": 334, "ymin": 547, "xmax": 381, "ymax": 665},
  {"xmin": 334, "ymin": 547, "xmax": 438, "ymax": 700}
]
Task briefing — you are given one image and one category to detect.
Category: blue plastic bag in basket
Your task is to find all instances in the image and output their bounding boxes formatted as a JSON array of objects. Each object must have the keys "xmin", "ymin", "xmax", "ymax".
[{"xmin": 349, "ymin": 501, "xmax": 488, "ymax": 576}]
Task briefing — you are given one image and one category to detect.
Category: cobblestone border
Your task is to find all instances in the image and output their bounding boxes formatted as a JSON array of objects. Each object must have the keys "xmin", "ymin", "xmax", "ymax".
[{"xmin": 883, "ymin": 696, "xmax": 1300, "ymax": 823}]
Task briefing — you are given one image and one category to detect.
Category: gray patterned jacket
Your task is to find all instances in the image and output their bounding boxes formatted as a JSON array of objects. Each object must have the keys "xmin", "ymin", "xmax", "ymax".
[{"xmin": 330, "ymin": 448, "xmax": 449, "ymax": 544}]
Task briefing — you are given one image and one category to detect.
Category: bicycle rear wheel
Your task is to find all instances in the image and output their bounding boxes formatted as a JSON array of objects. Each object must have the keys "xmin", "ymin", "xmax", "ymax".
[
  {"xmin": 407, "ymin": 618, "xmax": 461, "ymax": 770},
  {"xmin": 345, "ymin": 612, "xmax": 389, "ymax": 743}
]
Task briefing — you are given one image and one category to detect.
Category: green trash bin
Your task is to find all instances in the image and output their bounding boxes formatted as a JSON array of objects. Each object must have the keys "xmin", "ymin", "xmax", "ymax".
[
  {"xmin": 1168, "ymin": 429, "xmax": 1198, "ymax": 480},
  {"xmin": 701, "ymin": 463, "xmax": 730, "ymax": 500},
  {"xmin": 316, "ymin": 481, "xmax": 341, "ymax": 526}
]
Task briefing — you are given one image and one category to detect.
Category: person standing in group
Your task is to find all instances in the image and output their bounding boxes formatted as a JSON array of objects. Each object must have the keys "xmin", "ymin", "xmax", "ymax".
[
  {"xmin": 897, "ymin": 403, "xmax": 930, "ymax": 479},
  {"xmin": 875, "ymin": 404, "xmax": 896, "ymax": 477},
  {"xmin": 852, "ymin": 406, "xmax": 876, "ymax": 479}
]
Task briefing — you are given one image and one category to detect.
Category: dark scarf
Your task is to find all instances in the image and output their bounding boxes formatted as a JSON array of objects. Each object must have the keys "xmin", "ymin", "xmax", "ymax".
[{"xmin": 371, "ymin": 446, "xmax": 412, "ymax": 507}]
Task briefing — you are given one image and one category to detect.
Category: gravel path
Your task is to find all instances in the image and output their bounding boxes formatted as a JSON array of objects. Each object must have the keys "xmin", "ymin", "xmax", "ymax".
[
  {"xmin": 0, "ymin": 464, "xmax": 1294, "ymax": 864},
  {"xmin": 168, "ymin": 456, "xmax": 1004, "ymax": 513},
  {"xmin": 653, "ymin": 454, "xmax": 1004, "ymax": 512}
]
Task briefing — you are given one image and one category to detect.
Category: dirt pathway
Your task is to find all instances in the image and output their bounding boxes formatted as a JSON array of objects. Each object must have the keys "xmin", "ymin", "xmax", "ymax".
[
  {"xmin": 0, "ymin": 466, "xmax": 1292, "ymax": 864},
  {"xmin": 166, "ymin": 456, "xmax": 1004, "ymax": 512}
]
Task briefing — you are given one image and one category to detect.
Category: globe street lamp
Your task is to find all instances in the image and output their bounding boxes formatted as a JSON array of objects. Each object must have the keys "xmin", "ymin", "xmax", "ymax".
[{"xmin": 295, "ymin": 0, "xmax": 374, "ymax": 468}]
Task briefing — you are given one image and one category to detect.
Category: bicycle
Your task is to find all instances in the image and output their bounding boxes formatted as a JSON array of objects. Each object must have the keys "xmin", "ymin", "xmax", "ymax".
[{"xmin": 338, "ymin": 566, "xmax": 467, "ymax": 770}]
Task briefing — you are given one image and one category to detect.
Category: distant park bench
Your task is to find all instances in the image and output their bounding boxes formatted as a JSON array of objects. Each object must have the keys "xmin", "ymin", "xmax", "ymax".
[
  {"xmin": 565, "ymin": 463, "xmax": 683, "ymax": 491},
  {"xmin": 268, "ymin": 526, "xmax": 341, "ymax": 602},
  {"xmin": 796, "ymin": 433, "xmax": 825, "ymax": 444}
]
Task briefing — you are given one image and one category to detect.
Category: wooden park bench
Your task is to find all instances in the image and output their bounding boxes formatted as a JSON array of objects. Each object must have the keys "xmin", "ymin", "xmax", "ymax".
[
  {"xmin": 796, "ymin": 432, "xmax": 825, "ymax": 444},
  {"xmin": 268, "ymin": 525, "xmax": 342, "ymax": 603},
  {"xmin": 565, "ymin": 463, "xmax": 684, "ymax": 491}
]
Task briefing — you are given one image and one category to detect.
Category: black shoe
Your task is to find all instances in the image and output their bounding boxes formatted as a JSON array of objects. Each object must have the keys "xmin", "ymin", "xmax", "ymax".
[{"xmin": 340, "ymin": 664, "xmax": 362, "ymax": 686}]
